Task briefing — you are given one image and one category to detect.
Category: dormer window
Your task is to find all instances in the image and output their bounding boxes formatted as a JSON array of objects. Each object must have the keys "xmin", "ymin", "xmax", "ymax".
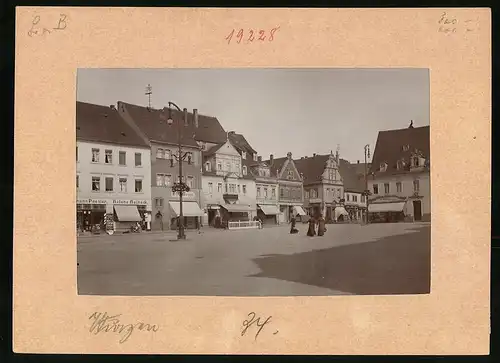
[
  {"xmin": 402, "ymin": 144, "xmax": 410, "ymax": 152},
  {"xmin": 253, "ymin": 154, "xmax": 258, "ymax": 161},
  {"xmin": 242, "ymin": 165, "xmax": 247, "ymax": 175},
  {"xmin": 396, "ymin": 160, "xmax": 403, "ymax": 170},
  {"xmin": 380, "ymin": 162, "xmax": 387, "ymax": 172},
  {"xmin": 242, "ymin": 151, "xmax": 247, "ymax": 159},
  {"xmin": 412, "ymin": 156, "xmax": 420, "ymax": 167},
  {"xmin": 205, "ymin": 162, "xmax": 211, "ymax": 172}
]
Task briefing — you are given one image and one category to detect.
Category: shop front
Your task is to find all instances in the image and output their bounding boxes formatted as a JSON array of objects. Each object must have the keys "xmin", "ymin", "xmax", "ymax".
[
  {"xmin": 257, "ymin": 204, "xmax": 280, "ymax": 225},
  {"xmin": 221, "ymin": 203, "xmax": 254, "ymax": 224},
  {"xmin": 368, "ymin": 200, "xmax": 407, "ymax": 223},
  {"xmin": 334, "ymin": 206, "xmax": 349, "ymax": 222},
  {"xmin": 292, "ymin": 205, "xmax": 307, "ymax": 222},
  {"xmin": 76, "ymin": 198, "xmax": 107, "ymax": 234},
  {"xmin": 112, "ymin": 199, "xmax": 150, "ymax": 232},
  {"xmin": 169, "ymin": 201, "xmax": 205, "ymax": 230}
]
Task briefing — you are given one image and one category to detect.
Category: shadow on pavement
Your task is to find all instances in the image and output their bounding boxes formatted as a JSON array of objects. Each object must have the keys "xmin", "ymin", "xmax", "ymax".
[{"xmin": 250, "ymin": 226, "xmax": 431, "ymax": 295}]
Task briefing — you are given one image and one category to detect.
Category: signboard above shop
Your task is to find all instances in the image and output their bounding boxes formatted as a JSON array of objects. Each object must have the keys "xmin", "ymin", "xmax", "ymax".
[{"xmin": 76, "ymin": 198, "xmax": 148, "ymax": 205}]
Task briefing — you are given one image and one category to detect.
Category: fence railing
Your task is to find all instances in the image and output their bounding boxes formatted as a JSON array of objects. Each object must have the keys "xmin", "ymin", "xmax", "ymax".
[{"xmin": 228, "ymin": 220, "xmax": 261, "ymax": 230}]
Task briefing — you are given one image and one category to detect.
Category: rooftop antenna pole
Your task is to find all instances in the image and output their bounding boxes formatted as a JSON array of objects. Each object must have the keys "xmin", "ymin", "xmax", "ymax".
[{"xmin": 145, "ymin": 84, "xmax": 153, "ymax": 110}]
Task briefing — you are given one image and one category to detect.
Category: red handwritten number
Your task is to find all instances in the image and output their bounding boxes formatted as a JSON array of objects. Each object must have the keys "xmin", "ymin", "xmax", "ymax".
[
  {"xmin": 248, "ymin": 30, "xmax": 255, "ymax": 42},
  {"xmin": 236, "ymin": 29, "xmax": 244, "ymax": 44},
  {"xmin": 258, "ymin": 30, "xmax": 266, "ymax": 41},
  {"xmin": 226, "ymin": 29, "xmax": 235, "ymax": 44},
  {"xmin": 269, "ymin": 26, "xmax": 280, "ymax": 41}
]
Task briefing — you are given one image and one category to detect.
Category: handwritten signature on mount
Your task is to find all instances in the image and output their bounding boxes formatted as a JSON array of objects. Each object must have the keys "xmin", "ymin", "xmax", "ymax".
[
  {"xmin": 28, "ymin": 14, "xmax": 68, "ymax": 37},
  {"xmin": 438, "ymin": 11, "xmax": 476, "ymax": 34},
  {"xmin": 241, "ymin": 312, "xmax": 278, "ymax": 340},
  {"xmin": 88, "ymin": 312, "xmax": 159, "ymax": 344}
]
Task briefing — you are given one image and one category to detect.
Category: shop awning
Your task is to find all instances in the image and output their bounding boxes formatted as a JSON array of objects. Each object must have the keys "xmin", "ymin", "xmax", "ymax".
[
  {"xmin": 368, "ymin": 202, "xmax": 406, "ymax": 213},
  {"xmin": 293, "ymin": 206, "xmax": 307, "ymax": 216},
  {"xmin": 258, "ymin": 204, "xmax": 280, "ymax": 215},
  {"xmin": 334, "ymin": 206, "xmax": 349, "ymax": 219},
  {"xmin": 114, "ymin": 205, "xmax": 142, "ymax": 222},
  {"xmin": 221, "ymin": 204, "xmax": 254, "ymax": 213},
  {"xmin": 169, "ymin": 201, "xmax": 205, "ymax": 217}
]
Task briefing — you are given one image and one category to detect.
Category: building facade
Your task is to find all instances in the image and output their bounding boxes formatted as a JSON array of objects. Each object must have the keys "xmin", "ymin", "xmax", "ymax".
[
  {"xmin": 201, "ymin": 138, "xmax": 256, "ymax": 226},
  {"xmin": 117, "ymin": 102, "xmax": 206, "ymax": 230},
  {"xmin": 295, "ymin": 151, "xmax": 347, "ymax": 222},
  {"xmin": 76, "ymin": 102, "xmax": 152, "ymax": 234},
  {"xmin": 265, "ymin": 152, "xmax": 305, "ymax": 223},
  {"xmin": 367, "ymin": 123, "xmax": 430, "ymax": 222},
  {"xmin": 338, "ymin": 159, "xmax": 367, "ymax": 221}
]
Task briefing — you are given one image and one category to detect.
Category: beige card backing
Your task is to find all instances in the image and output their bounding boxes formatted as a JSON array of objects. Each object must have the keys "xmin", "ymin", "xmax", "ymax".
[{"xmin": 13, "ymin": 7, "xmax": 491, "ymax": 355}]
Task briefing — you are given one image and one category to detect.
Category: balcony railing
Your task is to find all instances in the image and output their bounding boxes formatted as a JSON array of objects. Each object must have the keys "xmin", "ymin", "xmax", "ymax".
[{"xmin": 228, "ymin": 220, "xmax": 261, "ymax": 230}]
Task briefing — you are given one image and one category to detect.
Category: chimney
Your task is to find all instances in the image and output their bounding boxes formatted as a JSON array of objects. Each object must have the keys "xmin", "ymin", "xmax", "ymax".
[
  {"xmin": 183, "ymin": 108, "xmax": 188, "ymax": 126},
  {"xmin": 193, "ymin": 109, "xmax": 199, "ymax": 128},
  {"xmin": 258, "ymin": 156, "xmax": 262, "ymax": 162},
  {"xmin": 270, "ymin": 154, "xmax": 274, "ymax": 163},
  {"xmin": 109, "ymin": 105, "xmax": 116, "ymax": 110}
]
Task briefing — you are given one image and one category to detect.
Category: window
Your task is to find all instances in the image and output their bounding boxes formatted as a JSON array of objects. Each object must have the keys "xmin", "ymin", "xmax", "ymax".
[
  {"xmin": 92, "ymin": 148, "xmax": 100, "ymax": 163},
  {"xmin": 225, "ymin": 183, "xmax": 228, "ymax": 193},
  {"xmin": 226, "ymin": 162, "xmax": 231, "ymax": 172},
  {"xmin": 156, "ymin": 148, "xmax": 164, "ymax": 159},
  {"xmin": 236, "ymin": 162, "xmax": 240, "ymax": 172},
  {"xmin": 280, "ymin": 188, "xmax": 284, "ymax": 197},
  {"xmin": 413, "ymin": 179, "xmax": 420, "ymax": 192},
  {"xmin": 186, "ymin": 152, "xmax": 193, "ymax": 164},
  {"xmin": 164, "ymin": 174, "xmax": 172, "ymax": 186},
  {"xmin": 287, "ymin": 170, "xmax": 294, "ymax": 179},
  {"xmin": 205, "ymin": 162, "xmax": 211, "ymax": 172},
  {"xmin": 217, "ymin": 163, "xmax": 222, "ymax": 171},
  {"xmin": 119, "ymin": 178, "xmax": 127, "ymax": 192},
  {"xmin": 156, "ymin": 174, "xmax": 165, "ymax": 187},
  {"xmin": 384, "ymin": 183, "xmax": 390, "ymax": 194},
  {"xmin": 397, "ymin": 160, "xmax": 403, "ymax": 170},
  {"xmin": 257, "ymin": 187, "xmax": 261, "ymax": 198},
  {"xmin": 187, "ymin": 176, "xmax": 194, "ymax": 189},
  {"xmin": 92, "ymin": 176, "xmax": 100, "ymax": 191},
  {"xmin": 103, "ymin": 150, "xmax": 112, "ymax": 164},
  {"xmin": 119, "ymin": 151, "xmax": 126, "ymax": 165},
  {"xmin": 217, "ymin": 183, "xmax": 222, "ymax": 193},
  {"xmin": 242, "ymin": 185, "xmax": 247, "ymax": 194},
  {"xmin": 155, "ymin": 198, "xmax": 164, "ymax": 207},
  {"xmin": 135, "ymin": 179, "xmax": 143, "ymax": 192},
  {"xmin": 403, "ymin": 144, "xmax": 410, "ymax": 151},
  {"xmin": 164, "ymin": 149, "xmax": 171, "ymax": 160},
  {"xmin": 242, "ymin": 151, "xmax": 247, "ymax": 159},
  {"xmin": 264, "ymin": 187, "xmax": 268, "ymax": 198},
  {"xmin": 361, "ymin": 195, "xmax": 366, "ymax": 203},
  {"xmin": 380, "ymin": 163, "xmax": 387, "ymax": 172},
  {"xmin": 305, "ymin": 190, "xmax": 310, "ymax": 199},
  {"xmin": 412, "ymin": 157, "xmax": 419, "ymax": 167},
  {"xmin": 396, "ymin": 182, "xmax": 402, "ymax": 193},
  {"xmin": 208, "ymin": 182, "xmax": 213, "ymax": 193},
  {"xmin": 76, "ymin": 147, "xmax": 78, "ymax": 162},
  {"xmin": 253, "ymin": 154, "xmax": 258, "ymax": 161},
  {"xmin": 105, "ymin": 177, "xmax": 113, "ymax": 192},
  {"xmin": 373, "ymin": 184, "xmax": 379, "ymax": 194},
  {"xmin": 272, "ymin": 188, "xmax": 276, "ymax": 198},
  {"xmin": 76, "ymin": 175, "xmax": 79, "ymax": 189},
  {"xmin": 230, "ymin": 184, "xmax": 236, "ymax": 193},
  {"xmin": 353, "ymin": 195, "xmax": 358, "ymax": 202},
  {"xmin": 135, "ymin": 153, "xmax": 142, "ymax": 167},
  {"xmin": 238, "ymin": 184, "xmax": 241, "ymax": 194},
  {"xmin": 346, "ymin": 194, "xmax": 350, "ymax": 201}
]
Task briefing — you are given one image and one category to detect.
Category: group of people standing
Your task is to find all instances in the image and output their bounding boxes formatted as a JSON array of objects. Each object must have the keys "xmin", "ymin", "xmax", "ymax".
[{"xmin": 289, "ymin": 214, "xmax": 327, "ymax": 237}]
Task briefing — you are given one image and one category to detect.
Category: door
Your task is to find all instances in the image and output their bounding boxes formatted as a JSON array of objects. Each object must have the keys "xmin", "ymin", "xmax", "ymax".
[{"xmin": 413, "ymin": 200, "xmax": 422, "ymax": 221}]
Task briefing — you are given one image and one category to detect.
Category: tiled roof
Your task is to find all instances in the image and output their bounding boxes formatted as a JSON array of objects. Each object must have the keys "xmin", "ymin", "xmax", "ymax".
[
  {"xmin": 118, "ymin": 102, "xmax": 227, "ymax": 146},
  {"xmin": 228, "ymin": 132, "xmax": 257, "ymax": 155},
  {"xmin": 293, "ymin": 154, "xmax": 330, "ymax": 185},
  {"xmin": 370, "ymin": 125, "xmax": 430, "ymax": 176},
  {"xmin": 202, "ymin": 143, "xmax": 225, "ymax": 158},
  {"xmin": 76, "ymin": 101, "xmax": 148, "ymax": 148},
  {"xmin": 339, "ymin": 159, "xmax": 365, "ymax": 193},
  {"xmin": 263, "ymin": 157, "xmax": 288, "ymax": 178}
]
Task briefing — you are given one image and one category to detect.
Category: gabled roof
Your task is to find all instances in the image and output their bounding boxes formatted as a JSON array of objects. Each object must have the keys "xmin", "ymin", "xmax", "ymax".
[
  {"xmin": 263, "ymin": 157, "xmax": 288, "ymax": 178},
  {"xmin": 293, "ymin": 154, "xmax": 330, "ymax": 185},
  {"xmin": 76, "ymin": 101, "xmax": 148, "ymax": 148},
  {"xmin": 118, "ymin": 102, "xmax": 227, "ymax": 146},
  {"xmin": 202, "ymin": 143, "xmax": 225, "ymax": 158},
  {"xmin": 338, "ymin": 159, "xmax": 365, "ymax": 193},
  {"xmin": 228, "ymin": 131, "xmax": 257, "ymax": 155},
  {"xmin": 370, "ymin": 125, "xmax": 430, "ymax": 176}
]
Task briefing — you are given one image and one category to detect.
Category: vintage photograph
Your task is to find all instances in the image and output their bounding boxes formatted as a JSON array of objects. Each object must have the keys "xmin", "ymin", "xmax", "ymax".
[{"xmin": 76, "ymin": 68, "xmax": 430, "ymax": 296}]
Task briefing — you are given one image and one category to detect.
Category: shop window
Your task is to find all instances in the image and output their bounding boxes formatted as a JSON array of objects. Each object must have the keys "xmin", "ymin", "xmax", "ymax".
[
  {"xmin": 119, "ymin": 178, "xmax": 127, "ymax": 192},
  {"xmin": 92, "ymin": 176, "xmax": 100, "ymax": 191},
  {"xmin": 135, "ymin": 179, "xmax": 143, "ymax": 193},
  {"xmin": 119, "ymin": 151, "xmax": 126, "ymax": 165},
  {"xmin": 105, "ymin": 150, "xmax": 113, "ymax": 164},
  {"xmin": 135, "ymin": 152, "xmax": 142, "ymax": 167},
  {"xmin": 105, "ymin": 177, "xmax": 113, "ymax": 192}
]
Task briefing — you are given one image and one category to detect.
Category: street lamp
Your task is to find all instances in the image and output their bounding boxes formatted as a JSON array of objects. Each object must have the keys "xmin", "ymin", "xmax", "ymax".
[
  {"xmin": 163, "ymin": 101, "xmax": 191, "ymax": 240},
  {"xmin": 363, "ymin": 144, "xmax": 371, "ymax": 224}
]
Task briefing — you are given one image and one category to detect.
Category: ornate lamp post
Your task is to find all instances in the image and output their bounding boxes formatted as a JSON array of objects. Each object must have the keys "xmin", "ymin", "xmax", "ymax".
[
  {"xmin": 163, "ymin": 102, "xmax": 191, "ymax": 240},
  {"xmin": 363, "ymin": 144, "xmax": 371, "ymax": 224}
]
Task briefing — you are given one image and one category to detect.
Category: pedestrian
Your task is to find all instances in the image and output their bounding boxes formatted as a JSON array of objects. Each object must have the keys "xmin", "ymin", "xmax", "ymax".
[
  {"xmin": 290, "ymin": 215, "xmax": 298, "ymax": 234},
  {"xmin": 317, "ymin": 214, "xmax": 326, "ymax": 236},
  {"xmin": 307, "ymin": 216, "xmax": 316, "ymax": 237}
]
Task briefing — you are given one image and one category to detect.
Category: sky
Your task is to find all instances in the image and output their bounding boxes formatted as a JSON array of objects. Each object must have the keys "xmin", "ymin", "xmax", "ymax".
[{"xmin": 77, "ymin": 68, "xmax": 429, "ymax": 163}]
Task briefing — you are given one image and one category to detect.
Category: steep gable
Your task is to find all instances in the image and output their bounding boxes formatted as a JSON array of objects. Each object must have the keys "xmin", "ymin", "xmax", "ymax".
[{"xmin": 279, "ymin": 158, "xmax": 302, "ymax": 181}]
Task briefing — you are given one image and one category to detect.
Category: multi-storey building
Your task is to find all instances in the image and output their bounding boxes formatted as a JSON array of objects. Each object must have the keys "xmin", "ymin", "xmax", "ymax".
[
  {"xmin": 76, "ymin": 101, "xmax": 152, "ymax": 234},
  {"xmin": 117, "ymin": 102, "xmax": 213, "ymax": 230},
  {"xmin": 228, "ymin": 131, "xmax": 280, "ymax": 225},
  {"xmin": 201, "ymin": 137, "xmax": 256, "ymax": 225},
  {"xmin": 265, "ymin": 152, "xmax": 306, "ymax": 223},
  {"xmin": 294, "ymin": 151, "xmax": 347, "ymax": 222},
  {"xmin": 368, "ymin": 123, "xmax": 430, "ymax": 222},
  {"xmin": 338, "ymin": 159, "xmax": 367, "ymax": 221}
]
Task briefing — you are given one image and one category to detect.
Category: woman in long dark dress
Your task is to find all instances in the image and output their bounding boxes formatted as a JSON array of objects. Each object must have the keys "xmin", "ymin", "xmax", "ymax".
[
  {"xmin": 317, "ymin": 215, "xmax": 326, "ymax": 236},
  {"xmin": 290, "ymin": 216, "xmax": 298, "ymax": 234},
  {"xmin": 307, "ymin": 216, "xmax": 316, "ymax": 236}
]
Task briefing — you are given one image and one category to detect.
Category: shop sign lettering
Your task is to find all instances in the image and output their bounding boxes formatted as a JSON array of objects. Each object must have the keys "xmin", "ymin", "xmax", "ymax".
[
  {"xmin": 113, "ymin": 199, "xmax": 148, "ymax": 205},
  {"xmin": 171, "ymin": 191, "xmax": 195, "ymax": 198}
]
